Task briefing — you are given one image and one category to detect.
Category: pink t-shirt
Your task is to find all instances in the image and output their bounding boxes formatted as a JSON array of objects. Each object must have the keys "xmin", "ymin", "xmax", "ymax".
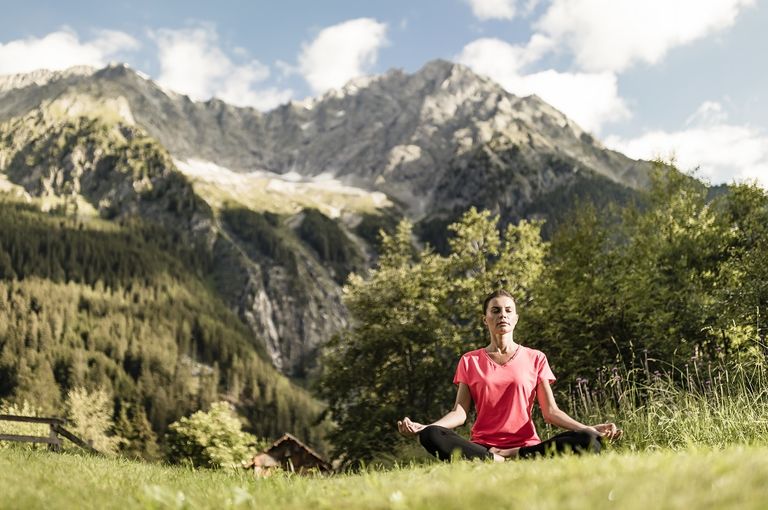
[{"xmin": 453, "ymin": 346, "xmax": 556, "ymax": 448}]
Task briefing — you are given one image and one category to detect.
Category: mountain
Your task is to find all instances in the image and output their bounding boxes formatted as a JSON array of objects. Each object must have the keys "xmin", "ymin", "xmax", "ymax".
[{"xmin": 0, "ymin": 60, "xmax": 652, "ymax": 383}]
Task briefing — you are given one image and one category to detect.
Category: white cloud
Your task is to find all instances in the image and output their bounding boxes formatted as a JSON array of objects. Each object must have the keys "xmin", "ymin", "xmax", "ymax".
[
  {"xmin": 457, "ymin": 36, "xmax": 551, "ymax": 78},
  {"xmin": 465, "ymin": 0, "xmax": 517, "ymax": 20},
  {"xmin": 0, "ymin": 28, "xmax": 139, "ymax": 75},
  {"xmin": 605, "ymin": 102, "xmax": 768, "ymax": 187},
  {"xmin": 516, "ymin": 70, "xmax": 630, "ymax": 133},
  {"xmin": 536, "ymin": 0, "xmax": 755, "ymax": 72},
  {"xmin": 298, "ymin": 18, "xmax": 388, "ymax": 94},
  {"xmin": 457, "ymin": 37, "xmax": 630, "ymax": 133},
  {"xmin": 685, "ymin": 100, "xmax": 728, "ymax": 126},
  {"xmin": 152, "ymin": 26, "xmax": 292, "ymax": 110}
]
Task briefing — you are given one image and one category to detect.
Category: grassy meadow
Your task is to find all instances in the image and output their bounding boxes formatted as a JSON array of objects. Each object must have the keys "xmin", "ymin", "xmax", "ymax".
[
  {"xmin": 2, "ymin": 443, "xmax": 768, "ymax": 509},
  {"xmin": 3, "ymin": 355, "xmax": 768, "ymax": 509}
]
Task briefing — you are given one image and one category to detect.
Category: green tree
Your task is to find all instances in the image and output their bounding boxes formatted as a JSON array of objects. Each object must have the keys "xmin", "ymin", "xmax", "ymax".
[
  {"xmin": 709, "ymin": 183, "xmax": 768, "ymax": 356},
  {"xmin": 114, "ymin": 402, "xmax": 159, "ymax": 460},
  {"xmin": 525, "ymin": 163, "xmax": 768, "ymax": 382},
  {"xmin": 522, "ymin": 202, "xmax": 625, "ymax": 378},
  {"xmin": 65, "ymin": 387, "xmax": 122, "ymax": 453}
]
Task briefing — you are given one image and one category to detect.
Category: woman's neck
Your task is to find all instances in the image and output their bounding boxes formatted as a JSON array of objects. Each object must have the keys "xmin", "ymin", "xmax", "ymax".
[{"xmin": 488, "ymin": 333, "xmax": 517, "ymax": 353}]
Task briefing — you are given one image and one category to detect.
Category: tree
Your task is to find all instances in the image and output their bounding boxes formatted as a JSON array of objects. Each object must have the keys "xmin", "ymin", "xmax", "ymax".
[
  {"xmin": 525, "ymin": 163, "xmax": 768, "ymax": 382},
  {"xmin": 710, "ymin": 183, "xmax": 768, "ymax": 356},
  {"xmin": 65, "ymin": 387, "xmax": 122, "ymax": 453},
  {"xmin": 522, "ymin": 202, "xmax": 626, "ymax": 379},
  {"xmin": 114, "ymin": 402, "xmax": 159, "ymax": 460}
]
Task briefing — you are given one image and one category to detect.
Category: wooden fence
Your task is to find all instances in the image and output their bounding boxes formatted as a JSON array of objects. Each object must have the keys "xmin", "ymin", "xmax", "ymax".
[{"xmin": 0, "ymin": 414, "xmax": 99, "ymax": 453}]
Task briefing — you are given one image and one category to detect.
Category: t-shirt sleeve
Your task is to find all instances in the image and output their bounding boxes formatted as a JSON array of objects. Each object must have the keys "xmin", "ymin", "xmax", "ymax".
[
  {"xmin": 453, "ymin": 355, "xmax": 468, "ymax": 385},
  {"xmin": 537, "ymin": 353, "xmax": 556, "ymax": 385}
]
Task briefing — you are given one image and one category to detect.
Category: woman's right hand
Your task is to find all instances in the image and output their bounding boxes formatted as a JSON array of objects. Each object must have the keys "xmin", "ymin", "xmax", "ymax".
[
  {"xmin": 592, "ymin": 422, "xmax": 623, "ymax": 440},
  {"xmin": 397, "ymin": 416, "xmax": 426, "ymax": 437}
]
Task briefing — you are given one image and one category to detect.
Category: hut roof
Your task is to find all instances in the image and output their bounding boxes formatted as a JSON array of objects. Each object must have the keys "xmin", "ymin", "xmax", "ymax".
[
  {"xmin": 244, "ymin": 432, "xmax": 331, "ymax": 472},
  {"xmin": 266, "ymin": 432, "xmax": 328, "ymax": 465}
]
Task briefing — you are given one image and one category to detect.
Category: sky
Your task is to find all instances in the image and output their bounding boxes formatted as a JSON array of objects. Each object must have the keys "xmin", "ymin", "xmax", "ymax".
[{"xmin": 0, "ymin": 0, "xmax": 767, "ymax": 186}]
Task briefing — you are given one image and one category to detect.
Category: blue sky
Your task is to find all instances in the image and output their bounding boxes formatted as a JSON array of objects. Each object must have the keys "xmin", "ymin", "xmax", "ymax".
[{"xmin": 1, "ymin": 0, "xmax": 766, "ymax": 186}]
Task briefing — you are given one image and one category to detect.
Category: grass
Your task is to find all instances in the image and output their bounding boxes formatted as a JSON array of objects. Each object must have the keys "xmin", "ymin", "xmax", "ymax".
[
  {"xmin": 4, "ymin": 344, "xmax": 767, "ymax": 509},
  {"xmin": 564, "ymin": 355, "xmax": 768, "ymax": 452},
  {"xmin": 2, "ymin": 444, "xmax": 768, "ymax": 509},
  {"xmin": 3, "ymin": 362, "xmax": 768, "ymax": 510}
]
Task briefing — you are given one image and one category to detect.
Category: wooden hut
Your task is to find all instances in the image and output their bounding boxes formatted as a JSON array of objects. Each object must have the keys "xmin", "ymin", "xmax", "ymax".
[{"xmin": 244, "ymin": 433, "xmax": 331, "ymax": 476}]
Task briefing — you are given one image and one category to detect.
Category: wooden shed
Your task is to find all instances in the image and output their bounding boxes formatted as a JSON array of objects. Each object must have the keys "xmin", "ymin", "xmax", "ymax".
[{"xmin": 244, "ymin": 433, "xmax": 331, "ymax": 476}]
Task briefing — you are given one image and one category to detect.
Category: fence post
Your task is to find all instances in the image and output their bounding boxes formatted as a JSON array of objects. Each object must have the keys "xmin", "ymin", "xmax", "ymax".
[{"xmin": 48, "ymin": 421, "xmax": 62, "ymax": 452}]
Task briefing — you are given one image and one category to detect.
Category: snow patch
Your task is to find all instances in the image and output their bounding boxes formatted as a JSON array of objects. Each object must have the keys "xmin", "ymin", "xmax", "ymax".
[
  {"xmin": 174, "ymin": 158, "xmax": 393, "ymax": 209},
  {"xmin": 173, "ymin": 159, "xmax": 250, "ymax": 186}
]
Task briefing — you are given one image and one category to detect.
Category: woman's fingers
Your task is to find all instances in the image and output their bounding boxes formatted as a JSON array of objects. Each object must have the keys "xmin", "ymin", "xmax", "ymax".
[
  {"xmin": 397, "ymin": 417, "xmax": 419, "ymax": 436},
  {"xmin": 404, "ymin": 417, "xmax": 420, "ymax": 431},
  {"xmin": 594, "ymin": 422, "xmax": 622, "ymax": 440},
  {"xmin": 592, "ymin": 423, "xmax": 611, "ymax": 437}
]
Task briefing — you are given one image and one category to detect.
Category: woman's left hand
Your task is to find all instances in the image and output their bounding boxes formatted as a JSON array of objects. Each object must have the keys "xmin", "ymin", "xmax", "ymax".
[
  {"xmin": 397, "ymin": 417, "xmax": 426, "ymax": 438},
  {"xmin": 591, "ymin": 422, "xmax": 622, "ymax": 440}
]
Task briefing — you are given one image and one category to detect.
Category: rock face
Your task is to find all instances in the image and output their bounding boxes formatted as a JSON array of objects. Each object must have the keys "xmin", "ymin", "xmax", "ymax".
[{"xmin": 0, "ymin": 60, "xmax": 652, "ymax": 376}]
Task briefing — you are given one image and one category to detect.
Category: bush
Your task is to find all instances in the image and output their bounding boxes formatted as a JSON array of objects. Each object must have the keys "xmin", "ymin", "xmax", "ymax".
[{"xmin": 165, "ymin": 401, "xmax": 264, "ymax": 469}]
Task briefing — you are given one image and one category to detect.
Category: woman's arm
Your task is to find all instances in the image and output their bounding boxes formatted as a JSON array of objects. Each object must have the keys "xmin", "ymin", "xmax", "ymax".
[
  {"xmin": 536, "ymin": 380, "xmax": 621, "ymax": 438},
  {"xmin": 397, "ymin": 383, "xmax": 472, "ymax": 437}
]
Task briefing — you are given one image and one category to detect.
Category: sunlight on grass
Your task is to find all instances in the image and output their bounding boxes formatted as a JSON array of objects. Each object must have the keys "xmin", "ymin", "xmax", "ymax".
[
  {"xmin": 2, "ymin": 445, "xmax": 768, "ymax": 509},
  {"xmin": 3, "ymin": 354, "xmax": 768, "ymax": 509}
]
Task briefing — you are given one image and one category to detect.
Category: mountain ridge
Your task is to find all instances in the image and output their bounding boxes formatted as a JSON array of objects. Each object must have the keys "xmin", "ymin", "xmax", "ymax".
[{"xmin": 0, "ymin": 59, "xmax": 653, "ymax": 377}]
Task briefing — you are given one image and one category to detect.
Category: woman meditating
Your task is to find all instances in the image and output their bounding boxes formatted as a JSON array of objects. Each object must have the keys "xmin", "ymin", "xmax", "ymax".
[{"xmin": 397, "ymin": 289, "xmax": 621, "ymax": 461}]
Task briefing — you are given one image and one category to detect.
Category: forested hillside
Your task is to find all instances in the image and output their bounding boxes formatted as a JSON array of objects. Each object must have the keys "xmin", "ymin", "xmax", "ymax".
[{"xmin": 0, "ymin": 196, "xmax": 329, "ymax": 455}]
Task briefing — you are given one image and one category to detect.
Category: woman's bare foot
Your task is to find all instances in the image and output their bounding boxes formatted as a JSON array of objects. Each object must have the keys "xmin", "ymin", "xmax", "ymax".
[{"xmin": 489, "ymin": 447, "xmax": 520, "ymax": 460}]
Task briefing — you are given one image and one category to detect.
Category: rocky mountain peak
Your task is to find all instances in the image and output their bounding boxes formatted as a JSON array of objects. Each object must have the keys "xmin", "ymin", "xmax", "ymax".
[
  {"xmin": 0, "ymin": 65, "xmax": 97, "ymax": 94},
  {"xmin": 417, "ymin": 59, "xmax": 495, "ymax": 90},
  {"xmin": 0, "ymin": 57, "xmax": 653, "ymax": 377}
]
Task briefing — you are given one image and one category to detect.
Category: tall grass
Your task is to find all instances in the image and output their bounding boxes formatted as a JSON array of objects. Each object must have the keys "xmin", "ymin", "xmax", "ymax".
[{"xmin": 564, "ymin": 351, "xmax": 768, "ymax": 451}]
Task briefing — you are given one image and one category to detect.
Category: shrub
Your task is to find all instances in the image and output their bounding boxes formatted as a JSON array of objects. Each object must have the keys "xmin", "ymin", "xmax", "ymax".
[{"xmin": 165, "ymin": 401, "xmax": 263, "ymax": 469}]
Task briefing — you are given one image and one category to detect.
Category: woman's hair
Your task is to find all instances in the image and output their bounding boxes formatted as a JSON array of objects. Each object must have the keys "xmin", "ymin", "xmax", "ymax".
[{"xmin": 482, "ymin": 289, "xmax": 515, "ymax": 314}]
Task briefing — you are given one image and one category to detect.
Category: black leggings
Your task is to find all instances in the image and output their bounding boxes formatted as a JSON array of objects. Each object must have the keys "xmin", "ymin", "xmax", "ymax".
[{"xmin": 418, "ymin": 425, "xmax": 602, "ymax": 461}]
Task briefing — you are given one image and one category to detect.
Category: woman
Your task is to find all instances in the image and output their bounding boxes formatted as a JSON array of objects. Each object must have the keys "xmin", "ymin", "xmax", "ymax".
[{"xmin": 397, "ymin": 289, "xmax": 621, "ymax": 461}]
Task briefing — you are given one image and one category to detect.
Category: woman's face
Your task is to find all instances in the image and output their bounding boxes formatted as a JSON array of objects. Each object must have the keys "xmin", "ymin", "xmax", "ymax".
[{"xmin": 483, "ymin": 296, "xmax": 518, "ymax": 335}]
